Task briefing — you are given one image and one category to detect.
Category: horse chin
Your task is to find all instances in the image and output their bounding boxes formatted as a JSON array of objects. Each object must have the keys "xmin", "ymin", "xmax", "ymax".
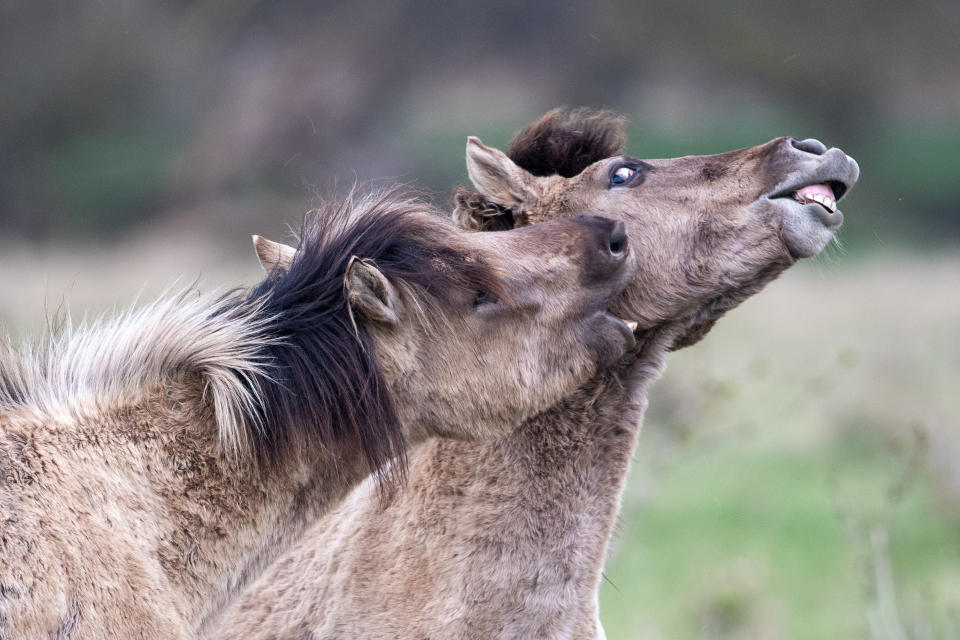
[{"xmin": 776, "ymin": 198, "xmax": 842, "ymax": 259}]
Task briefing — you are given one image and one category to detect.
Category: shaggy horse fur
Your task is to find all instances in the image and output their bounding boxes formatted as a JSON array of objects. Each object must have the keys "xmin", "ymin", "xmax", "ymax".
[
  {"xmin": 0, "ymin": 188, "xmax": 635, "ymax": 639},
  {"xmin": 215, "ymin": 109, "xmax": 859, "ymax": 639},
  {"xmin": 2, "ymin": 192, "xmax": 505, "ymax": 474}
]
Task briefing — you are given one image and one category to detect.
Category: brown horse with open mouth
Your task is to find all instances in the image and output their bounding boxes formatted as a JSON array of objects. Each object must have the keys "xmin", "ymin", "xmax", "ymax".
[{"xmin": 215, "ymin": 108, "xmax": 859, "ymax": 640}]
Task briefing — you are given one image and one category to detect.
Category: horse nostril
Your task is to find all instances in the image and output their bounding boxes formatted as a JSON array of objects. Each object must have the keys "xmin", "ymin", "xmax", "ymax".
[
  {"xmin": 790, "ymin": 137, "xmax": 828, "ymax": 156},
  {"xmin": 608, "ymin": 221, "xmax": 627, "ymax": 256},
  {"xmin": 568, "ymin": 215, "xmax": 629, "ymax": 277}
]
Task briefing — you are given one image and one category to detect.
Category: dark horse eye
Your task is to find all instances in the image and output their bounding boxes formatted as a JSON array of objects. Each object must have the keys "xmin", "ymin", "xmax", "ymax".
[
  {"xmin": 609, "ymin": 165, "xmax": 638, "ymax": 187},
  {"xmin": 473, "ymin": 291, "xmax": 498, "ymax": 307}
]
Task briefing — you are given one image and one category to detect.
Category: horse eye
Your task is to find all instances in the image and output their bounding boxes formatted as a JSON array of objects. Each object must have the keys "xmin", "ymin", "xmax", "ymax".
[
  {"xmin": 473, "ymin": 291, "xmax": 498, "ymax": 307},
  {"xmin": 609, "ymin": 165, "xmax": 637, "ymax": 187}
]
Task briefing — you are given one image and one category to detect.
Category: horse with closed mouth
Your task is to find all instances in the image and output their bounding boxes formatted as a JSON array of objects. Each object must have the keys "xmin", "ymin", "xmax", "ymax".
[{"xmin": 0, "ymin": 186, "xmax": 636, "ymax": 639}]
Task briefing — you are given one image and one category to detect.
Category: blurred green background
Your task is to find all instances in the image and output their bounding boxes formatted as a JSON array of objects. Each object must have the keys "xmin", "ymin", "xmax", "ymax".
[{"xmin": 2, "ymin": 1, "xmax": 958, "ymax": 637}]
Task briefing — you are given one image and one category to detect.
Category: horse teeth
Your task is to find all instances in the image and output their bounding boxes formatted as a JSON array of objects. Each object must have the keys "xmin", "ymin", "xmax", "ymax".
[{"xmin": 796, "ymin": 192, "xmax": 837, "ymax": 213}]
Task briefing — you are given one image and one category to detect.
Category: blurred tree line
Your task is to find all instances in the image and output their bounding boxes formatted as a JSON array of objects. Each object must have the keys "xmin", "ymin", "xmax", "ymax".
[{"xmin": 2, "ymin": 0, "xmax": 958, "ymax": 249}]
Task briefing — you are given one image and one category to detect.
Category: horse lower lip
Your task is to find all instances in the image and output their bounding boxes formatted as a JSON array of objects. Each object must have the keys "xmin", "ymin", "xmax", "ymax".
[
  {"xmin": 805, "ymin": 201, "xmax": 843, "ymax": 228},
  {"xmin": 770, "ymin": 196, "xmax": 844, "ymax": 229},
  {"xmin": 610, "ymin": 314, "xmax": 637, "ymax": 350}
]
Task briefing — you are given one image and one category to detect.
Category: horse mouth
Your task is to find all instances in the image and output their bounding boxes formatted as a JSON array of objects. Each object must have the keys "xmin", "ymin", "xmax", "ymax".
[
  {"xmin": 764, "ymin": 152, "xmax": 859, "ymax": 258},
  {"xmin": 769, "ymin": 178, "xmax": 849, "ymax": 225},
  {"xmin": 585, "ymin": 311, "xmax": 638, "ymax": 371},
  {"xmin": 610, "ymin": 313, "xmax": 638, "ymax": 349}
]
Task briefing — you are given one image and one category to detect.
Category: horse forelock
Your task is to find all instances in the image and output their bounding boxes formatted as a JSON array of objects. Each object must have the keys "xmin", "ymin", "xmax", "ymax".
[
  {"xmin": 506, "ymin": 107, "xmax": 627, "ymax": 178},
  {"xmin": 235, "ymin": 187, "xmax": 505, "ymax": 478}
]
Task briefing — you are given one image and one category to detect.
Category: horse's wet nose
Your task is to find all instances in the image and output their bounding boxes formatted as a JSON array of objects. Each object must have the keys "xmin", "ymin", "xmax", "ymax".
[
  {"xmin": 789, "ymin": 137, "xmax": 829, "ymax": 156},
  {"xmin": 570, "ymin": 215, "xmax": 629, "ymax": 280}
]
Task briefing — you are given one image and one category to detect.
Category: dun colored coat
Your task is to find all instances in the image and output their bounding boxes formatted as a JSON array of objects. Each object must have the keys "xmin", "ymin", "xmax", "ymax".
[{"xmin": 0, "ymin": 188, "xmax": 637, "ymax": 639}]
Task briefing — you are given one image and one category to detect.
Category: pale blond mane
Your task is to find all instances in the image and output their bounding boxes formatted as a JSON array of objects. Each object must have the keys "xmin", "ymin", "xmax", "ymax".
[{"xmin": 0, "ymin": 288, "xmax": 275, "ymax": 460}]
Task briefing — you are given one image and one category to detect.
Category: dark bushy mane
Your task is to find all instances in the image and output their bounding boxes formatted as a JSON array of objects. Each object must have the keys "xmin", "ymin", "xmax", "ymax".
[
  {"xmin": 506, "ymin": 107, "xmax": 627, "ymax": 178},
  {"xmin": 453, "ymin": 107, "xmax": 627, "ymax": 231},
  {"xmin": 238, "ymin": 188, "xmax": 501, "ymax": 477}
]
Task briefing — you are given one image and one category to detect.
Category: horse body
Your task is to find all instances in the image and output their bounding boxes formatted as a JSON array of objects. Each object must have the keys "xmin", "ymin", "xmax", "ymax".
[
  {"xmin": 0, "ymin": 320, "xmax": 369, "ymax": 639},
  {"xmin": 1, "ymin": 189, "xmax": 633, "ymax": 638},
  {"xmin": 5, "ymin": 379, "xmax": 205, "ymax": 638}
]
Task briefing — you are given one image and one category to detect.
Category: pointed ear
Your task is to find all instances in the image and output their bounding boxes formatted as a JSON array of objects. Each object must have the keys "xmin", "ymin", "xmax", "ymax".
[
  {"xmin": 252, "ymin": 235, "xmax": 296, "ymax": 272},
  {"xmin": 345, "ymin": 257, "xmax": 399, "ymax": 327},
  {"xmin": 466, "ymin": 136, "xmax": 538, "ymax": 210}
]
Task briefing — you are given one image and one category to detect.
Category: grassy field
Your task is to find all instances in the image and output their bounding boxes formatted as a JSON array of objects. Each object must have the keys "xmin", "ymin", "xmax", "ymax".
[
  {"xmin": 600, "ymin": 252, "xmax": 960, "ymax": 639},
  {"xmin": 3, "ymin": 239, "xmax": 958, "ymax": 639}
]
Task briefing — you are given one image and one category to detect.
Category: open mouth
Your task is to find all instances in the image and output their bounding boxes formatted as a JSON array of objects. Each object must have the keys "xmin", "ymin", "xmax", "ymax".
[
  {"xmin": 767, "ymin": 148, "xmax": 857, "ymax": 223},
  {"xmin": 771, "ymin": 179, "xmax": 850, "ymax": 218},
  {"xmin": 764, "ymin": 149, "xmax": 859, "ymax": 259}
]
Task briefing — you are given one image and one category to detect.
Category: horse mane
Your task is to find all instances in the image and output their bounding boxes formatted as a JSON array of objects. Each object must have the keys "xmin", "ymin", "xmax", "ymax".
[
  {"xmin": 0, "ymin": 187, "xmax": 502, "ymax": 477},
  {"xmin": 0, "ymin": 289, "xmax": 276, "ymax": 452},
  {"xmin": 235, "ymin": 187, "xmax": 504, "ymax": 475},
  {"xmin": 452, "ymin": 107, "xmax": 627, "ymax": 230},
  {"xmin": 506, "ymin": 107, "xmax": 627, "ymax": 178}
]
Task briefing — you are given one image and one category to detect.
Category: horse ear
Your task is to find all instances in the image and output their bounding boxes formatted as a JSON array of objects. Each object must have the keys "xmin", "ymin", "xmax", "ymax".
[
  {"xmin": 466, "ymin": 136, "xmax": 538, "ymax": 210},
  {"xmin": 252, "ymin": 235, "xmax": 296, "ymax": 272},
  {"xmin": 345, "ymin": 257, "xmax": 399, "ymax": 327}
]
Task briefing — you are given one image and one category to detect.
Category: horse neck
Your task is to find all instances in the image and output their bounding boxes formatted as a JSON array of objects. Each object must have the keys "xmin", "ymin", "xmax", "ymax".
[
  {"xmin": 406, "ymin": 333, "xmax": 673, "ymax": 637},
  {"xmin": 209, "ymin": 334, "xmax": 674, "ymax": 640},
  {"xmin": 490, "ymin": 370, "xmax": 653, "ymax": 619}
]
